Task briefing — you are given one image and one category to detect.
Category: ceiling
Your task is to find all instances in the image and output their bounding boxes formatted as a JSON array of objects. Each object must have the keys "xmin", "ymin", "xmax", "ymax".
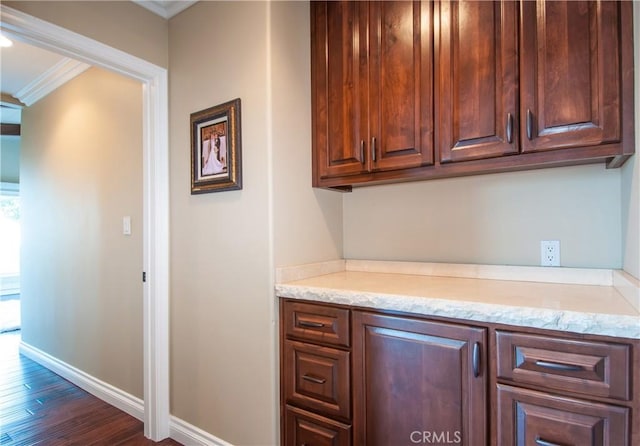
[{"xmin": 0, "ymin": 0, "xmax": 197, "ymax": 127}]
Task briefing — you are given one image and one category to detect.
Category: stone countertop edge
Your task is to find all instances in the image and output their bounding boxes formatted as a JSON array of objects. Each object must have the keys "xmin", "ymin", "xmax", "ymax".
[
  {"xmin": 274, "ymin": 260, "xmax": 640, "ymax": 338},
  {"xmin": 275, "ymin": 283, "xmax": 640, "ymax": 340}
]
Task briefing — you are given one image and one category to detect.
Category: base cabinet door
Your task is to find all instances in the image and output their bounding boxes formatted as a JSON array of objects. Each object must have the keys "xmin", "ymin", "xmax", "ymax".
[
  {"xmin": 497, "ymin": 384, "xmax": 629, "ymax": 446},
  {"xmin": 352, "ymin": 311, "xmax": 487, "ymax": 446},
  {"xmin": 285, "ymin": 405, "xmax": 351, "ymax": 446}
]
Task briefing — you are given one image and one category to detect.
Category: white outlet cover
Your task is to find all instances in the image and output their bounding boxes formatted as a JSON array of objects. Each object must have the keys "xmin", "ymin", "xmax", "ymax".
[{"xmin": 540, "ymin": 240, "xmax": 560, "ymax": 267}]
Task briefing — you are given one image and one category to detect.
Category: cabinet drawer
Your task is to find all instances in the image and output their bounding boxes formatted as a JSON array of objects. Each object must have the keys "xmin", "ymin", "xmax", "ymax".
[
  {"xmin": 284, "ymin": 340, "xmax": 350, "ymax": 419},
  {"xmin": 496, "ymin": 331, "xmax": 631, "ymax": 400},
  {"xmin": 283, "ymin": 300, "xmax": 350, "ymax": 347},
  {"xmin": 284, "ymin": 405, "xmax": 351, "ymax": 446},
  {"xmin": 496, "ymin": 384, "xmax": 629, "ymax": 446}
]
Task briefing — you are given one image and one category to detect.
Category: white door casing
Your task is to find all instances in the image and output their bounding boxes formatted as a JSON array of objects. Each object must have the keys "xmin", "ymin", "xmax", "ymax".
[{"xmin": 0, "ymin": 5, "xmax": 170, "ymax": 440}]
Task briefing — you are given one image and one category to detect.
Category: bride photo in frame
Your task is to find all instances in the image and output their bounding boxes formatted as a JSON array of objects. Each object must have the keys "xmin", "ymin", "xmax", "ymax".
[{"xmin": 190, "ymin": 98, "xmax": 242, "ymax": 193}]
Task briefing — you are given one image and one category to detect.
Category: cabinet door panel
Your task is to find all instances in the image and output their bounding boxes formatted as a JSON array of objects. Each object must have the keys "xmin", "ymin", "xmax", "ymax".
[
  {"xmin": 353, "ymin": 312, "xmax": 486, "ymax": 446},
  {"xmin": 497, "ymin": 384, "xmax": 629, "ymax": 446},
  {"xmin": 369, "ymin": 1, "xmax": 434, "ymax": 171},
  {"xmin": 437, "ymin": 0, "xmax": 518, "ymax": 162},
  {"xmin": 520, "ymin": 1, "xmax": 621, "ymax": 152},
  {"xmin": 312, "ymin": 1, "xmax": 369, "ymax": 181}
]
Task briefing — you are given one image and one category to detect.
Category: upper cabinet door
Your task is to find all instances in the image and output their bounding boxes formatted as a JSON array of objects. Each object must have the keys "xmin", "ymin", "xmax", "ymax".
[
  {"xmin": 520, "ymin": 1, "xmax": 621, "ymax": 153},
  {"xmin": 311, "ymin": 1, "xmax": 369, "ymax": 182},
  {"xmin": 437, "ymin": 0, "xmax": 519, "ymax": 163},
  {"xmin": 368, "ymin": 1, "xmax": 434, "ymax": 171}
]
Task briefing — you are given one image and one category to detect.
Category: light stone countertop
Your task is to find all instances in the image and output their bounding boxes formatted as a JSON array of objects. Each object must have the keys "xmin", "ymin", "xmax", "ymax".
[{"xmin": 275, "ymin": 265, "xmax": 640, "ymax": 339}]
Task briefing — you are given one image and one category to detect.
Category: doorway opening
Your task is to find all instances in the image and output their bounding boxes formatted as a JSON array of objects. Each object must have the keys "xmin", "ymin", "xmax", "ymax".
[
  {"xmin": 0, "ymin": 183, "xmax": 20, "ymax": 333},
  {"xmin": 0, "ymin": 5, "xmax": 170, "ymax": 440}
]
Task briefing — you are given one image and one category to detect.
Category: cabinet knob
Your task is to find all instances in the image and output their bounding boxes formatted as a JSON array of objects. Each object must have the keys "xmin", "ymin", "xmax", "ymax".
[
  {"xmin": 506, "ymin": 113, "xmax": 513, "ymax": 144},
  {"xmin": 526, "ymin": 109, "xmax": 534, "ymax": 140}
]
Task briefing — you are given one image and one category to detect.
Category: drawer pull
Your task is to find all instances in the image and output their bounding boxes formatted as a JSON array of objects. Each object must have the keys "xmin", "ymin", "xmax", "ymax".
[
  {"xmin": 472, "ymin": 342, "xmax": 481, "ymax": 378},
  {"xmin": 535, "ymin": 360, "xmax": 583, "ymax": 372},
  {"xmin": 302, "ymin": 374, "xmax": 326, "ymax": 385},
  {"xmin": 526, "ymin": 109, "xmax": 534, "ymax": 140},
  {"xmin": 371, "ymin": 137, "xmax": 377, "ymax": 162},
  {"xmin": 297, "ymin": 320, "xmax": 325, "ymax": 328},
  {"xmin": 535, "ymin": 438, "xmax": 563, "ymax": 446}
]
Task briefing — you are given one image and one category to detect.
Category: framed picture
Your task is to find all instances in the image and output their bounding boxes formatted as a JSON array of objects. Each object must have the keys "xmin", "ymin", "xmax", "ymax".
[{"xmin": 190, "ymin": 98, "xmax": 242, "ymax": 193}]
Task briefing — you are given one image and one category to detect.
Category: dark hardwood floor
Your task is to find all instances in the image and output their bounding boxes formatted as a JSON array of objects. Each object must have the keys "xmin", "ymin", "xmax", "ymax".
[{"xmin": 0, "ymin": 331, "xmax": 181, "ymax": 445}]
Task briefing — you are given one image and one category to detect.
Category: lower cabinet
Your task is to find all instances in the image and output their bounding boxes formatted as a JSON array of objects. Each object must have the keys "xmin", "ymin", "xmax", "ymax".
[
  {"xmin": 496, "ymin": 385, "xmax": 629, "ymax": 446},
  {"xmin": 285, "ymin": 405, "xmax": 351, "ymax": 446},
  {"xmin": 280, "ymin": 299, "xmax": 639, "ymax": 446},
  {"xmin": 352, "ymin": 311, "xmax": 487, "ymax": 446}
]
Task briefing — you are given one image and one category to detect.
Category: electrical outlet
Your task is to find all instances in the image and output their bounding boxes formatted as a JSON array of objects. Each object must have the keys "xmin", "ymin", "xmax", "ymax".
[{"xmin": 540, "ymin": 240, "xmax": 560, "ymax": 266}]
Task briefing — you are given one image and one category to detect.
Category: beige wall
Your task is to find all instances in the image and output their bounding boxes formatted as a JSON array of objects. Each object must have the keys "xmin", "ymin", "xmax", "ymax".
[
  {"xmin": 169, "ymin": 3, "xmax": 343, "ymax": 443},
  {"xmin": 5, "ymin": 1, "xmax": 169, "ymax": 68},
  {"xmin": 169, "ymin": 2, "xmax": 275, "ymax": 444},
  {"xmin": 271, "ymin": 1, "xmax": 343, "ymax": 267},
  {"xmin": 623, "ymin": 3, "xmax": 640, "ymax": 279},
  {"xmin": 344, "ymin": 165, "xmax": 623, "ymax": 268},
  {"xmin": 1, "ymin": 136, "xmax": 20, "ymax": 183},
  {"xmin": 20, "ymin": 67, "xmax": 144, "ymax": 397}
]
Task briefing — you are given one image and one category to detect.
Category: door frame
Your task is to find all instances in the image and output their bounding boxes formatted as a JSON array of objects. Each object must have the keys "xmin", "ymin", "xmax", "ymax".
[{"xmin": 0, "ymin": 5, "xmax": 170, "ymax": 440}]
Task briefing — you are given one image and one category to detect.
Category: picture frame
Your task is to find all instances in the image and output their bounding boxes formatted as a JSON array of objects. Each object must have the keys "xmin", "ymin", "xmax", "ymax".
[{"xmin": 190, "ymin": 98, "xmax": 242, "ymax": 193}]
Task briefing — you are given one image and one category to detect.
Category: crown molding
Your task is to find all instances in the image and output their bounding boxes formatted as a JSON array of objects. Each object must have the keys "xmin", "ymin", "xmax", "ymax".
[
  {"xmin": 132, "ymin": 1, "xmax": 198, "ymax": 19},
  {"xmin": 14, "ymin": 57, "xmax": 90, "ymax": 106}
]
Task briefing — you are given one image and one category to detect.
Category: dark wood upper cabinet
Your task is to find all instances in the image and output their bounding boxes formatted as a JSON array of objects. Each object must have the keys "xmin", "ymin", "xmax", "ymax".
[
  {"xmin": 520, "ymin": 1, "xmax": 623, "ymax": 154},
  {"xmin": 437, "ymin": 0, "xmax": 519, "ymax": 163},
  {"xmin": 310, "ymin": 0, "xmax": 634, "ymax": 189},
  {"xmin": 368, "ymin": 1, "xmax": 434, "ymax": 172},
  {"xmin": 312, "ymin": 1, "xmax": 369, "ymax": 182},
  {"xmin": 312, "ymin": 1, "xmax": 434, "ymax": 188}
]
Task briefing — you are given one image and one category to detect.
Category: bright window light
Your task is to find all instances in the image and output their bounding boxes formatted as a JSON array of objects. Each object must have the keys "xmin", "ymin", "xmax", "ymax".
[{"xmin": 0, "ymin": 34, "xmax": 13, "ymax": 48}]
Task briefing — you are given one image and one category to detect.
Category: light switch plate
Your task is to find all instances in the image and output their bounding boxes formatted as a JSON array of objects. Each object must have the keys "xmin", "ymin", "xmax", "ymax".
[{"xmin": 123, "ymin": 216, "xmax": 131, "ymax": 236}]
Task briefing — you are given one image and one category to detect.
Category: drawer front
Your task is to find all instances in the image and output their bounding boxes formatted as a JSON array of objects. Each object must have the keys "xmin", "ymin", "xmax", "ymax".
[
  {"xmin": 284, "ymin": 340, "xmax": 350, "ymax": 419},
  {"xmin": 283, "ymin": 300, "xmax": 350, "ymax": 347},
  {"xmin": 496, "ymin": 331, "xmax": 630, "ymax": 400},
  {"xmin": 284, "ymin": 405, "xmax": 351, "ymax": 446},
  {"xmin": 496, "ymin": 384, "xmax": 629, "ymax": 446}
]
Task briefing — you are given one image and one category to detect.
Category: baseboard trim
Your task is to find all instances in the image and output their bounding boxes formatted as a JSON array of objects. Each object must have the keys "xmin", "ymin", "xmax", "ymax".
[
  {"xmin": 19, "ymin": 341, "xmax": 145, "ymax": 421},
  {"xmin": 18, "ymin": 340, "xmax": 235, "ymax": 445},
  {"xmin": 170, "ymin": 416, "xmax": 234, "ymax": 446}
]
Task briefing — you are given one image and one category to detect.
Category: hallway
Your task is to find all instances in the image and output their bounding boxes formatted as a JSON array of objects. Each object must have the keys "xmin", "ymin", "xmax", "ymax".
[{"xmin": 0, "ymin": 332, "xmax": 181, "ymax": 445}]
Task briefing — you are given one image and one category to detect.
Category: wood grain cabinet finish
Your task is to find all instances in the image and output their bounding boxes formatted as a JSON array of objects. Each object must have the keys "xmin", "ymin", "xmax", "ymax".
[
  {"xmin": 283, "ymin": 300, "xmax": 350, "ymax": 348},
  {"xmin": 496, "ymin": 331, "xmax": 631, "ymax": 401},
  {"xmin": 285, "ymin": 405, "xmax": 351, "ymax": 446},
  {"xmin": 496, "ymin": 384, "xmax": 629, "ymax": 446},
  {"xmin": 352, "ymin": 311, "xmax": 487, "ymax": 446},
  {"xmin": 520, "ymin": 1, "xmax": 624, "ymax": 157},
  {"xmin": 281, "ymin": 299, "xmax": 639, "ymax": 445},
  {"xmin": 311, "ymin": 0, "xmax": 434, "ymax": 188},
  {"xmin": 437, "ymin": 0, "xmax": 519, "ymax": 163},
  {"xmin": 283, "ymin": 340, "xmax": 351, "ymax": 419},
  {"xmin": 311, "ymin": 0, "xmax": 634, "ymax": 189},
  {"xmin": 281, "ymin": 300, "xmax": 352, "ymax": 446}
]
